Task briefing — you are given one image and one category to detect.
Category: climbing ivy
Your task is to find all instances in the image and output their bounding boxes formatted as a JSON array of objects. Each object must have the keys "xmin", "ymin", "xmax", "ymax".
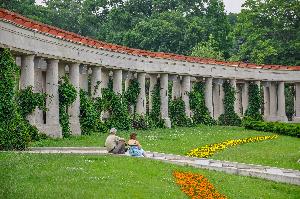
[
  {"xmin": 124, "ymin": 78, "xmax": 140, "ymax": 114},
  {"xmin": 169, "ymin": 98, "xmax": 193, "ymax": 127},
  {"xmin": 189, "ymin": 82, "xmax": 215, "ymax": 125},
  {"xmin": 244, "ymin": 82, "xmax": 263, "ymax": 121},
  {"xmin": 58, "ymin": 76, "xmax": 77, "ymax": 137},
  {"xmin": 218, "ymin": 80, "xmax": 241, "ymax": 126},
  {"xmin": 0, "ymin": 48, "xmax": 30, "ymax": 150},
  {"xmin": 285, "ymin": 83, "xmax": 295, "ymax": 121},
  {"xmin": 149, "ymin": 82, "xmax": 164, "ymax": 128}
]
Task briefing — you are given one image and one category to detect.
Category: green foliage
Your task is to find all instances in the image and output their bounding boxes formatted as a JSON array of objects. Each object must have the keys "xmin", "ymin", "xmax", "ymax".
[
  {"xmin": 191, "ymin": 34, "xmax": 225, "ymax": 60},
  {"xmin": 131, "ymin": 114, "xmax": 149, "ymax": 130},
  {"xmin": 149, "ymin": 82, "xmax": 164, "ymax": 128},
  {"xmin": 17, "ymin": 86, "xmax": 47, "ymax": 118},
  {"xmin": 102, "ymin": 89, "xmax": 131, "ymax": 130},
  {"xmin": 244, "ymin": 82, "xmax": 262, "ymax": 121},
  {"xmin": 285, "ymin": 84, "xmax": 295, "ymax": 121},
  {"xmin": 0, "ymin": 48, "xmax": 30, "ymax": 150},
  {"xmin": 169, "ymin": 99, "xmax": 192, "ymax": 127},
  {"xmin": 232, "ymin": 0, "xmax": 300, "ymax": 65},
  {"xmin": 244, "ymin": 120, "xmax": 300, "ymax": 138},
  {"xmin": 218, "ymin": 80, "xmax": 241, "ymax": 126},
  {"xmin": 124, "ymin": 78, "xmax": 140, "ymax": 113},
  {"xmin": 189, "ymin": 82, "xmax": 215, "ymax": 125},
  {"xmin": 58, "ymin": 76, "xmax": 77, "ymax": 137},
  {"xmin": 79, "ymin": 90, "xmax": 107, "ymax": 135}
]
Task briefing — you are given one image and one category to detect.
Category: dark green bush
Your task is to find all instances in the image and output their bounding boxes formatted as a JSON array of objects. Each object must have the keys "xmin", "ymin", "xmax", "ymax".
[
  {"xmin": 244, "ymin": 120, "xmax": 300, "ymax": 137},
  {"xmin": 244, "ymin": 82, "xmax": 263, "ymax": 121},
  {"xmin": 169, "ymin": 98, "xmax": 193, "ymax": 127}
]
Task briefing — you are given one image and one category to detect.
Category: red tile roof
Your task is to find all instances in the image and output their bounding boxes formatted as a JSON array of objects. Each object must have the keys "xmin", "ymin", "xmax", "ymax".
[{"xmin": 1, "ymin": 8, "xmax": 299, "ymax": 71}]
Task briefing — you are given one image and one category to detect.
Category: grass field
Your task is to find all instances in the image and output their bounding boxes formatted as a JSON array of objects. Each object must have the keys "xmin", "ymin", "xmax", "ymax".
[
  {"xmin": 31, "ymin": 125, "xmax": 300, "ymax": 170},
  {"xmin": 1, "ymin": 153, "xmax": 300, "ymax": 199}
]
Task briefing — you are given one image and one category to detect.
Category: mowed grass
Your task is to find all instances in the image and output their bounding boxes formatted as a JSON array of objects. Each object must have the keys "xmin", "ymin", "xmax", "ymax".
[
  {"xmin": 1, "ymin": 153, "xmax": 300, "ymax": 199},
  {"xmin": 31, "ymin": 125, "xmax": 300, "ymax": 170}
]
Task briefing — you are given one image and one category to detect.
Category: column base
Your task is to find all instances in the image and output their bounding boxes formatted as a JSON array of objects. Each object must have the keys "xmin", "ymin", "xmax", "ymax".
[
  {"xmin": 265, "ymin": 116, "xmax": 288, "ymax": 122},
  {"xmin": 70, "ymin": 121, "xmax": 81, "ymax": 135},
  {"xmin": 293, "ymin": 117, "xmax": 300, "ymax": 123},
  {"xmin": 163, "ymin": 117, "xmax": 171, "ymax": 128},
  {"xmin": 37, "ymin": 124, "xmax": 62, "ymax": 138}
]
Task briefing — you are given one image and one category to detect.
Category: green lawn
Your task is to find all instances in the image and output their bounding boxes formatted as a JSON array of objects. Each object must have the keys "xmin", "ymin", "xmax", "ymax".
[
  {"xmin": 1, "ymin": 153, "xmax": 299, "ymax": 199},
  {"xmin": 31, "ymin": 125, "xmax": 300, "ymax": 170}
]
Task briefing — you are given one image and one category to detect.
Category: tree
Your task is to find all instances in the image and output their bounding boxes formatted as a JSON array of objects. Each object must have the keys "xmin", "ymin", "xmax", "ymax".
[
  {"xmin": 232, "ymin": 0, "xmax": 300, "ymax": 65},
  {"xmin": 191, "ymin": 34, "xmax": 225, "ymax": 60}
]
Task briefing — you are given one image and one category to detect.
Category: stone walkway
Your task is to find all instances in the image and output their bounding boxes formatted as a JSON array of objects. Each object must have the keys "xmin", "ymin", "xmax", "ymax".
[{"xmin": 24, "ymin": 147, "xmax": 300, "ymax": 186}]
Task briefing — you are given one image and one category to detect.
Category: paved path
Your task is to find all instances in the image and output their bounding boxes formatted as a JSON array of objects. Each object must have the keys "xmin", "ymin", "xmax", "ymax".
[{"xmin": 23, "ymin": 147, "xmax": 300, "ymax": 186}]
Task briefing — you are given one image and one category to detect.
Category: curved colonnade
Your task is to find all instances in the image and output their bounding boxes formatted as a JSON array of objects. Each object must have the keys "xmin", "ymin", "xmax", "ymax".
[{"xmin": 0, "ymin": 9, "xmax": 300, "ymax": 137}]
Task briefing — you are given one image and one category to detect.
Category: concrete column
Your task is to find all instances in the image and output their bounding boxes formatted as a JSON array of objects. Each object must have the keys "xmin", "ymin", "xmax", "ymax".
[
  {"xmin": 205, "ymin": 77, "xmax": 213, "ymax": 117},
  {"xmin": 91, "ymin": 66, "xmax": 102, "ymax": 98},
  {"xmin": 58, "ymin": 62, "xmax": 66, "ymax": 79},
  {"xmin": 219, "ymin": 82, "xmax": 225, "ymax": 116},
  {"xmin": 294, "ymin": 83, "xmax": 300, "ymax": 122},
  {"xmin": 80, "ymin": 65, "xmax": 88, "ymax": 92},
  {"xmin": 277, "ymin": 82, "xmax": 288, "ymax": 121},
  {"xmin": 212, "ymin": 81, "xmax": 220, "ymax": 119},
  {"xmin": 113, "ymin": 69, "xmax": 122, "ymax": 94},
  {"xmin": 123, "ymin": 71, "xmax": 132, "ymax": 92},
  {"xmin": 136, "ymin": 72, "xmax": 146, "ymax": 115},
  {"xmin": 242, "ymin": 82, "xmax": 249, "ymax": 115},
  {"xmin": 69, "ymin": 63, "xmax": 81, "ymax": 135},
  {"xmin": 160, "ymin": 73, "xmax": 171, "ymax": 128},
  {"xmin": 263, "ymin": 83, "xmax": 270, "ymax": 120},
  {"xmin": 101, "ymin": 69, "xmax": 109, "ymax": 89},
  {"xmin": 20, "ymin": 55, "xmax": 35, "ymax": 124},
  {"xmin": 172, "ymin": 75, "xmax": 181, "ymax": 99},
  {"xmin": 269, "ymin": 82, "xmax": 278, "ymax": 121},
  {"xmin": 182, "ymin": 75, "xmax": 191, "ymax": 117},
  {"xmin": 34, "ymin": 58, "xmax": 44, "ymax": 126},
  {"xmin": 236, "ymin": 84, "xmax": 243, "ymax": 116},
  {"xmin": 149, "ymin": 74, "xmax": 157, "ymax": 113},
  {"xmin": 230, "ymin": 79, "xmax": 239, "ymax": 115},
  {"xmin": 45, "ymin": 59, "xmax": 62, "ymax": 137}
]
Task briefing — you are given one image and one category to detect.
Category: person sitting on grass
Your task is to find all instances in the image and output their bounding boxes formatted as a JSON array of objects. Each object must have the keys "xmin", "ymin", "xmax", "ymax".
[
  {"xmin": 128, "ymin": 132, "xmax": 146, "ymax": 157},
  {"xmin": 105, "ymin": 128, "xmax": 126, "ymax": 154}
]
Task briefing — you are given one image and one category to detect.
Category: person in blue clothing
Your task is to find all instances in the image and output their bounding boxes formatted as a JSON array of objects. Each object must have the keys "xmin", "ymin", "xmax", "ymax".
[{"xmin": 127, "ymin": 132, "xmax": 146, "ymax": 157}]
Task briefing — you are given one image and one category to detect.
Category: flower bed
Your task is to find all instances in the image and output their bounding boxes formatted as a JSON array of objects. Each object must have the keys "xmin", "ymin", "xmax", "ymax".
[
  {"xmin": 187, "ymin": 135, "xmax": 278, "ymax": 158},
  {"xmin": 173, "ymin": 171, "xmax": 227, "ymax": 199}
]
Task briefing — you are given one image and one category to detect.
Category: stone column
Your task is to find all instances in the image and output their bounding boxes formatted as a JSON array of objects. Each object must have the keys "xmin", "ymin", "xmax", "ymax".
[
  {"xmin": 58, "ymin": 62, "xmax": 66, "ymax": 79},
  {"xmin": 242, "ymin": 82, "xmax": 249, "ymax": 115},
  {"xmin": 101, "ymin": 69, "xmax": 109, "ymax": 90},
  {"xmin": 219, "ymin": 81, "xmax": 225, "ymax": 116},
  {"xmin": 294, "ymin": 83, "xmax": 300, "ymax": 122},
  {"xmin": 268, "ymin": 82, "xmax": 278, "ymax": 121},
  {"xmin": 205, "ymin": 77, "xmax": 213, "ymax": 117},
  {"xmin": 277, "ymin": 81, "xmax": 288, "ymax": 121},
  {"xmin": 45, "ymin": 59, "xmax": 62, "ymax": 137},
  {"xmin": 236, "ymin": 84, "xmax": 243, "ymax": 116},
  {"xmin": 149, "ymin": 74, "xmax": 157, "ymax": 113},
  {"xmin": 212, "ymin": 81, "xmax": 220, "ymax": 119},
  {"xmin": 113, "ymin": 69, "xmax": 122, "ymax": 94},
  {"xmin": 182, "ymin": 75, "xmax": 191, "ymax": 117},
  {"xmin": 80, "ymin": 65, "xmax": 88, "ymax": 92},
  {"xmin": 263, "ymin": 83, "xmax": 270, "ymax": 120},
  {"xmin": 230, "ymin": 79, "xmax": 239, "ymax": 115},
  {"xmin": 34, "ymin": 58, "xmax": 44, "ymax": 126},
  {"xmin": 69, "ymin": 63, "xmax": 81, "ymax": 135},
  {"xmin": 172, "ymin": 75, "xmax": 181, "ymax": 99},
  {"xmin": 160, "ymin": 73, "xmax": 171, "ymax": 128},
  {"xmin": 136, "ymin": 72, "xmax": 146, "ymax": 115},
  {"xmin": 20, "ymin": 55, "xmax": 35, "ymax": 124},
  {"xmin": 123, "ymin": 71, "xmax": 132, "ymax": 92},
  {"xmin": 91, "ymin": 66, "xmax": 102, "ymax": 98}
]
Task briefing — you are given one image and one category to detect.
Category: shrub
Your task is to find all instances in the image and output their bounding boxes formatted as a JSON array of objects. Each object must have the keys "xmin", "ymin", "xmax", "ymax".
[{"xmin": 244, "ymin": 120, "xmax": 300, "ymax": 137}]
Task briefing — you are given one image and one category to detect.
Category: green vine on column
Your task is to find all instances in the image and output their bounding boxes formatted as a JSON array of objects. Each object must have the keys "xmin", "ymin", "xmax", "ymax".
[
  {"xmin": 189, "ymin": 82, "xmax": 215, "ymax": 125},
  {"xmin": 169, "ymin": 98, "xmax": 193, "ymax": 127},
  {"xmin": 0, "ymin": 48, "xmax": 30, "ymax": 150},
  {"xmin": 58, "ymin": 76, "xmax": 77, "ymax": 137},
  {"xmin": 149, "ymin": 81, "xmax": 164, "ymax": 128},
  {"xmin": 244, "ymin": 82, "xmax": 262, "ymax": 121},
  {"xmin": 218, "ymin": 80, "xmax": 241, "ymax": 126}
]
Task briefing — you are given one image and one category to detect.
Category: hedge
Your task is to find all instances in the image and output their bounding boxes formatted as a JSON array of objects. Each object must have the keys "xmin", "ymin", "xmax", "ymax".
[{"xmin": 244, "ymin": 120, "xmax": 300, "ymax": 137}]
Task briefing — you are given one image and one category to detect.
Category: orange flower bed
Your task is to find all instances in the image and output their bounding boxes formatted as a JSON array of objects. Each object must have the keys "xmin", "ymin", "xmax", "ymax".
[{"xmin": 173, "ymin": 171, "xmax": 227, "ymax": 199}]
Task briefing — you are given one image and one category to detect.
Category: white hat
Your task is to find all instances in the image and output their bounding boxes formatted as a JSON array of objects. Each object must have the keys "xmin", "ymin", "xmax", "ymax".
[{"xmin": 110, "ymin": 128, "xmax": 117, "ymax": 134}]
